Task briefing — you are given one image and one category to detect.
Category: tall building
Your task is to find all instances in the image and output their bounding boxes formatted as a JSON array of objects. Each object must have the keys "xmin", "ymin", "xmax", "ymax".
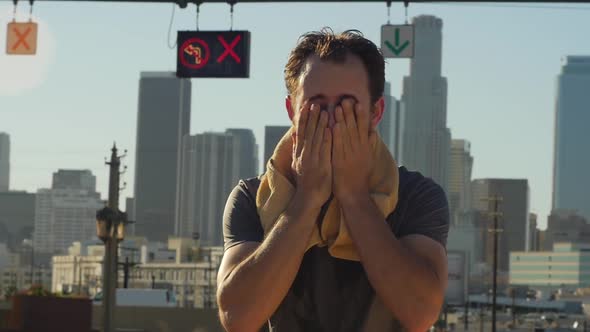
[
  {"xmin": 552, "ymin": 56, "xmax": 590, "ymax": 222},
  {"xmin": 52, "ymin": 169, "xmax": 96, "ymax": 192},
  {"xmin": 264, "ymin": 126, "xmax": 290, "ymax": 172},
  {"xmin": 134, "ymin": 72, "xmax": 191, "ymax": 242},
  {"xmin": 543, "ymin": 209, "xmax": 590, "ymax": 251},
  {"xmin": 528, "ymin": 213, "xmax": 540, "ymax": 252},
  {"xmin": 400, "ymin": 15, "xmax": 451, "ymax": 191},
  {"xmin": 226, "ymin": 128, "xmax": 259, "ymax": 179},
  {"xmin": 472, "ymin": 178, "xmax": 530, "ymax": 272},
  {"xmin": 0, "ymin": 133, "xmax": 9, "ymax": 192},
  {"xmin": 175, "ymin": 132, "xmax": 241, "ymax": 246},
  {"xmin": 125, "ymin": 197, "xmax": 136, "ymax": 236},
  {"xmin": 0, "ymin": 191, "xmax": 35, "ymax": 249},
  {"xmin": 33, "ymin": 169, "xmax": 103, "ymax": 254},
  {"xmin": 448, "ymin": 140, "xmax": 473, "ymax": 225},
  {"xmin": 377, "ymin": 82, "xmax": 405, "ymax": 162}
]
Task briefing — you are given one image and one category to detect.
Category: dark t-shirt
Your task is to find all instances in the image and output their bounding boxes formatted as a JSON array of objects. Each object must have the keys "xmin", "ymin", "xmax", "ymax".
[{"xmin": 222, "ymin": 166, "xmax": 450, "ymax": 332}]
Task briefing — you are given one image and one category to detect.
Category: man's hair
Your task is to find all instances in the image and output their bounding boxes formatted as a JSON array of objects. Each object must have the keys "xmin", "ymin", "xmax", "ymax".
[{"xmin": 284, "ymin": 28, "xmax": 385, "ymax": 104}]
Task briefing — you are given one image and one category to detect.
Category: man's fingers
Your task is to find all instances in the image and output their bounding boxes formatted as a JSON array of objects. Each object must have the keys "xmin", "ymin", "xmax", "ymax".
[
  {"xmin": 356, "ymin": 103, "xmax": 370, "ymax": 145},
  {"xmin": 303, "ymin": 104, "xmax": 320, "ymax": 156},
  {"xmin": 335, "ymin": 106, "xmax": 351, "ymax": 154},
  {"xmin": 342, "ymin": 99, "xmax": 359, "ymax": 144},
  {"xmin": 332, "ymin": 122, "xmax": 345, "ymax": 162},
  {"xmin": 295, "ymin": 103, "xmax": 310, "ymax": 157},
  {"xmin": 312, "ymin": 111, "xmax": 328, "ymax": 156},
  {"xmin": 321, "ymin": 127, "xmax": 332, "ymax": 165},
  {"xmin": 305, "ymin": 104, "xmax": 320, "ymax": 141}
]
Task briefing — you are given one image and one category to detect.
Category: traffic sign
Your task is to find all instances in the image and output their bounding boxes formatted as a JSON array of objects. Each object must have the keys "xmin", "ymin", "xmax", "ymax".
[
  {"xmin": 6, "ymin": 22, "xmax": 38, "ymax": 55},
  {"xmin": 381, "ymin": 24, "xmax": 413, "ymax": 58},
  {"xmin": 177, "ymin": 30, "xmax": 251, "ymax": 78}
]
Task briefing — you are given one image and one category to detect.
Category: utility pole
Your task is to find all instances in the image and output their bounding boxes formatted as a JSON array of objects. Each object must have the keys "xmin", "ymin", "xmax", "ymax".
[
  {"xmin": 511, "ymin": 289, "xmax": 516, "ymax": 328},
  {"xmin": 482, "ymin": 195, "xmax": 503, "ymax": 332},
  {"xmin": 96, "ymin": 144, "xmax": 128, "ymax": 332},
  {"xmin": 463, "ymin": 298, "xmax": 469, "ymax": 332}
]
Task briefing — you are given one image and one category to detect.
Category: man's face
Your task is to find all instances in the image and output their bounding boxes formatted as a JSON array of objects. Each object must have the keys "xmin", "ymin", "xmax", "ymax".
[{"xmin": 288, "ymin": 53, "xmax": 383, "ymax": 132}]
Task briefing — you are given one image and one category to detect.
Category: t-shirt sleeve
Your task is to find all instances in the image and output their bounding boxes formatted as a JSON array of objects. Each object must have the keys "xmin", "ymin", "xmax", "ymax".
[
  {"xmin": 397, "ymin": 177, "xmax": 450, "ymax": 248},
  {"xmin": 223, "ymin": 179, "xmax": 264, "ymax": 251}
]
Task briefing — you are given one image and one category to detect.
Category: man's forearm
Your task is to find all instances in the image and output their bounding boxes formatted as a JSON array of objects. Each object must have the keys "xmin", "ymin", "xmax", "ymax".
[
  {"xmin": 217, "ymin": 196, "xmax": 321, "ymax": 332},
  {"xmin": 340, "ymin": 195, "xmax": 444, "ymax": 332}
]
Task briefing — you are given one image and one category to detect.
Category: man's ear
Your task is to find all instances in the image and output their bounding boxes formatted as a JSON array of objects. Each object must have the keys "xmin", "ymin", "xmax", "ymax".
[
  {"xmin": 370, "ymin": 97, "xmax": 385, "ymax": 130},
  {"xmin": 286, "ymin": 96, "xmax": 295, "ymax": 122}
]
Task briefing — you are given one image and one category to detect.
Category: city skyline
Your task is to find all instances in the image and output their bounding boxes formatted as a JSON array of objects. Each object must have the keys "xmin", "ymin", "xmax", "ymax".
[{"xmin": 2, "ymin": 3, "xmax": 590, "ymax": 229}]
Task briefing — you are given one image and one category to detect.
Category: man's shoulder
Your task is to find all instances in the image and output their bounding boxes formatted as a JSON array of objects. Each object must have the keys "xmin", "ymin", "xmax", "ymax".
[
  {"xmin": 237, "ymin": 175, "xmax": 263, "ymax": 199},
  {"xmin": 398, "ymin": 166, "xmax": 444, "ymax": 195}
]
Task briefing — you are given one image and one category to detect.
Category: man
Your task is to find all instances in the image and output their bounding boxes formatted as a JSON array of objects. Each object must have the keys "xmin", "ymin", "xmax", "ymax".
[{"xmin": 217, "ymin": 29, "xmax": 449, "ymax": 332}]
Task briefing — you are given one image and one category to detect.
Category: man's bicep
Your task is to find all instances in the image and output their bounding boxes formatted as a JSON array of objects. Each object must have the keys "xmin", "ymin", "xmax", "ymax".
[
  {"xmin": 217, "ymin": 241, "xmax": 260, "ymax": 285},
  {"xmin": 399, "ymin": 234, "xmax": 448, "ymax": 290},
  {"xmin": 223, "ymin": 181, "xmax": 264, "ymax": 251}
]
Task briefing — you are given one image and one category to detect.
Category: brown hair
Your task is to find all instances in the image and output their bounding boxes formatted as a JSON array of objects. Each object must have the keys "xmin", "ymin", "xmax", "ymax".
[{"xmin": 284, "ymin": 28, "xmax": 385, "ymax": 104}]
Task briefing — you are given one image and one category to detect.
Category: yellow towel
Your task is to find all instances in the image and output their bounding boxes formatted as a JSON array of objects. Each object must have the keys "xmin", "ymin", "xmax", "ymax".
[{"xmin": 256, "ymin": 126, "xmax": 400, "ymax": 261}]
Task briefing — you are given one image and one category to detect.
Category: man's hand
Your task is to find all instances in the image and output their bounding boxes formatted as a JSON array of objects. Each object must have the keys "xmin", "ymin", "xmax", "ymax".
[
  {"xmin": 291, "ymin": 102, "xmax": 332, "ymax": 208},
  {"xmin": 332, "ymin": 99, "xmax": 376, "ymax": 204}
]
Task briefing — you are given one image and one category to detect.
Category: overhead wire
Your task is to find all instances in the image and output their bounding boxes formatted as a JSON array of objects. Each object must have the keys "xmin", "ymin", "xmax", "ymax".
[{"xmin": 427, "ymin": 2, "xmax": 590, "ymax": 11}]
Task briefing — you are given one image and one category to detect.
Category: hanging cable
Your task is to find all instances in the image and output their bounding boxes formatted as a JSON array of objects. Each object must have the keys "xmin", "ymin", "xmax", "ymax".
[
  {"xmin": 195, "ymin": 2, "xmax": 202, "ymax": 31},
  {"xmin": 386, "ymin": 0, "xmax": 391, "ymax": 25},
  {"xmin": 12, "ymin": 0, "xmax": 18, "ymax": 22},
  {"xmin": 29, "ymin": 0, "xmax": 34, "ymax": 22},
  {"xmin": 404, "ymin": 0, "xmax": 409, "ymax": 25},
  {"xmin": 228, "ymin": 1, "xmax": 236, "ymax": 31},
  {"xmin": 167, "ymin": 3, "xmax": 177, "ymax": 49}
]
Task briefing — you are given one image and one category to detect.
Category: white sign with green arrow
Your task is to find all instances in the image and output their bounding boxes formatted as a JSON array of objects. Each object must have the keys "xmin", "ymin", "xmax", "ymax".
[{"xmin": 381, "ymin": 24, "xmax": 414, "ymax": 58}]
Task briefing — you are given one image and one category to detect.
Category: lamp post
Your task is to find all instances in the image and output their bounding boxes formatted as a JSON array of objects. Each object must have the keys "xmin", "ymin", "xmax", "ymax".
[{"xmin": 96, "ymin": 144, "xmax": 127, "ymax": 332}]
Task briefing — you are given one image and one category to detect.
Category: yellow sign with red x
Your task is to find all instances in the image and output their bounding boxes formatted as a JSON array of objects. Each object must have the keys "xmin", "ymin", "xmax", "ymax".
[{"xmin": 6, "ymin": 22, "xmax": 38, "ymax": 55}]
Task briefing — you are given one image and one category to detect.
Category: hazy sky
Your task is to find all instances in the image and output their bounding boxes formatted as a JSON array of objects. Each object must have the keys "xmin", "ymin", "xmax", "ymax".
[{"xmin": 1, "ymin": 1, "xmax": 589, "ymax": 229}]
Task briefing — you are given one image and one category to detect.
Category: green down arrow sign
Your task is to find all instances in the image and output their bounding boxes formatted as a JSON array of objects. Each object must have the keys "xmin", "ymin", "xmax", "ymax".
[{"xmin": 385, "ymin": 28, "xmax": 410, "ymax": 56}]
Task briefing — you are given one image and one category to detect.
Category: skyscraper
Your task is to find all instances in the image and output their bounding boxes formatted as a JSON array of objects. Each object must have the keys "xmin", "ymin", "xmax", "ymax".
[
  {"xmin": 552, "ymin": 56, "xmax": 590, "ymax": 221},
  {"xmin": 376, "ymin": 82, "xmax": 405, "ymax": 162},
  {"xmin": 472, "ymin": 178, "xmax": 530, "ymax": 272},
  {"xmin": 448, "ymin": 140, "xmax": 473, "ymax": 225},
  {"xmin": 52, "ymin": 169, "xmax": 96, "ymax": 193},
  {"xmin": 33, "ymin": 170, "xmax": 102, "ymax": 254},
  {"xmin": 134, "ymin": 72, "xmax": 191, "ymax": 242},
  {"xmin": 264, "ymin": 126, "xmax": 290, "ymax": 172},
  {"xmin": 544, "ymin": 209, "xmax": 590, "ymax": 251},
  {"xmin": 175, "ymin": 132, "xmax": 241, "ymax": 246},
  {"xmin": 226, "ymin": 128, "xmax": 259, "ymax": 179},
  {"xmin": 401, "ymin": 15, "xmax": 451, "ymax": 191},
  {"xmin": 0, "ymin": 133, "xmax": 9, "ymax": 192},
  {"xmin": 0, "ymin": 191, "xmax": 35, "ymax": 249}
]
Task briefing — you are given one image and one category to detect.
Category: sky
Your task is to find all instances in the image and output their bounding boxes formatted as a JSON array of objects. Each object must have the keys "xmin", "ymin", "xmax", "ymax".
[{"xmin": 1, "ymin": 1, "xmax": 590, "ymax": 230}]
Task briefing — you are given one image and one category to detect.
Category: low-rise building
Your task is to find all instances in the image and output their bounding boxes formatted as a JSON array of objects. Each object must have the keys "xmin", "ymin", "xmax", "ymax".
[
  {"xmin": 1, "ymin": 265, "xmax": 52, "ymax": 294},
  {"xmin": 52, "ymin": 255, "xmax": 103, "ymax": 296},
  {"xmin": 51, "ymin": 238, "xmax": 223, "ymax": 308},
  {"xmin": 510, "ymin": 242, "xmax": 590, "ymax": 293}
]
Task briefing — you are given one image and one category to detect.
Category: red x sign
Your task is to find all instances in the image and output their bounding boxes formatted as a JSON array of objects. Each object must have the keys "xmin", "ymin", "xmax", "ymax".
[
  {"xmin": 217, "ymin": 35, "xmax": 241, "ymax": 64},
  {"xmin": 6, "ymin": 22, "xmax": 38, "ymax": 55}
]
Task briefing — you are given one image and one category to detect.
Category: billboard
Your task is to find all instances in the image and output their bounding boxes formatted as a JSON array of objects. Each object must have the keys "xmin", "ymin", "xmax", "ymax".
[{"xmin": 445, "ymin": 250, "xmax": 469, "ymax": 305}]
